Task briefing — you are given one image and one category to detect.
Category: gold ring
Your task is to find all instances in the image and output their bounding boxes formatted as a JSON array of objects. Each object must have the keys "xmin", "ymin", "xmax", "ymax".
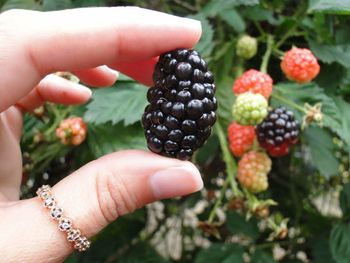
[{"xmin": 36, "ymin": 185, "xmax": 91, "ymax": 252}]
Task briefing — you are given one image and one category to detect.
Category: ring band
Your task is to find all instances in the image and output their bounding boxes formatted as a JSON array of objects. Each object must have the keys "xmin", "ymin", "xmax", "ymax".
[{"xmin": 36, "ymin": 185, "xmax": 91, "ymax": 252}]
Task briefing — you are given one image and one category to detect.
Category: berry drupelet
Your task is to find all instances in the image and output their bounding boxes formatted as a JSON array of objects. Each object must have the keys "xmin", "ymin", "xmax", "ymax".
[
  {"xmin": 142, "ymin": 49, "xmax": 217, "ymax": 160},
  {"xmin": 256, "ymin": 107, "xmax": 300, "ymax": 157}
]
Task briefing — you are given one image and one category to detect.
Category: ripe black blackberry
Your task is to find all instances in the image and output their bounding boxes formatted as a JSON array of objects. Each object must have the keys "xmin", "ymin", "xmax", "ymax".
[
  {"xmin": 256, "ymin": 107, "xmax": 300, "ymax": 157},
  {"xmin": 142, "ymin": 49, "xmax": 217, "ymax": 160}
]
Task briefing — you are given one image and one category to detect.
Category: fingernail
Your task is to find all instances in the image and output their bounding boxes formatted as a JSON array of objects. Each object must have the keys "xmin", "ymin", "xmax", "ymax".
[
  {"xmin": 76, "ymin": 84, "xmax": 92, "ymax": 97},
  {"xmin": 178, "ymin": 17, "xmax": 202, "ymax": 34},
  {"xmin": 109, "ymin": 69, "xmax": 119, "ymax": 79},
  {"xmin": 150, "ymin": 166, "xmax": 203, "ymax": 199}
]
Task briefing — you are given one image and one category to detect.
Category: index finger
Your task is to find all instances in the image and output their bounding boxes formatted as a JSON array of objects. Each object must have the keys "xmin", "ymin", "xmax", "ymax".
[{"xmin": 0, "ymin": 7, "xmax": 201, "ymax": 112}]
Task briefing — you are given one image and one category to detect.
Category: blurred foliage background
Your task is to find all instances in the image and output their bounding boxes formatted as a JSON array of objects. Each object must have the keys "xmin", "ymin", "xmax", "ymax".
[{"xmin": 3, "ymin": 0, "xmax": 350, "ymax": 262}]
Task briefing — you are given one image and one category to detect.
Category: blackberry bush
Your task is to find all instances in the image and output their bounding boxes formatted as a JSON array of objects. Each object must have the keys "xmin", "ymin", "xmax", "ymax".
[
  {"xmin": 142, "ymin": 49, "xmax": 217, "ymax": 160},
  {"xmin": 15, "ymin": 1, "xmax": 350, "ymax": 263}
]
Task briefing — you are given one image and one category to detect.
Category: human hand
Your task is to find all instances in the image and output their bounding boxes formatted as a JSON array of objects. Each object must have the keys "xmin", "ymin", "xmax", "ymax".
[{"xmin": 0, "ymin": 7, "xmax": 202, "ymax": 262}]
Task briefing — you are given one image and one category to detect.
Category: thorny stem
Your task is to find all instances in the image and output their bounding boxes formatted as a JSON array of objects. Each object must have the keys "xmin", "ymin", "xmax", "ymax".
[{"xmin": 260, "ymin": 35, "xmax": 274, "ymax": 74}]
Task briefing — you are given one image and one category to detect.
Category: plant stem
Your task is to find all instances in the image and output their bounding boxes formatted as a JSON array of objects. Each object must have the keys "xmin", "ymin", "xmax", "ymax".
[
  {"xmin": 208, "ymin": 121, "xmax": 241, "ymax": 223},
  {"xmin": 271, "ymin": 92, "xmax": 306, "ymax": 113},
  {"xmin": 215, "ymin": 121, "xmax": 240, "ymax": 194},
  {"xmin": 260, "ymin": 35, "xmax": 274, "ymax": 74},
  {"xmin": 274, "ymin": 3, "xmax": 307, "ymax": 49},
  {"xmin": 208, "ymin": 175, "xmax": 229, "ymax": 223}
]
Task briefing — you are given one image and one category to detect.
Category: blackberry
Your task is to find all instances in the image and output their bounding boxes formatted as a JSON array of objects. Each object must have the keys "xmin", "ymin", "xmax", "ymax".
[
  {"xmin": 142, "ymin": 49, "xmax": 217, "ymax": 160},
  {"xmin": 256, "ymin": 107, "xmax": 300, "ymax": 157}
]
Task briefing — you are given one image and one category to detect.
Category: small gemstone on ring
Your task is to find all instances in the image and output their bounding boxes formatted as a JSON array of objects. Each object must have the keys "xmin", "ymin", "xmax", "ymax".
[
  {"xmin": 50, "ymin": 207, "xmax": 63, "ymax": 220},
  {"xmin": 58, "ymin": 218, "xmax": 72, "ymax": 231},
  {"xmin": 43, "ymin": 197, "xmax": 55, "ymax": 208}
]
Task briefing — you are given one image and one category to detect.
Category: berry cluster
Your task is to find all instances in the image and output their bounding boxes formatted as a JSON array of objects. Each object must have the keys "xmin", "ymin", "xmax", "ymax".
[
  {"xmin": 228, "ymin": 45, "xmax": 318, "ymax": 192},
  {"xmin": 56, "ymin": 117, "xmax": 87, "ymax": 146},
  {"xmin": 142, "ymin": 49, "xmax": 217, "ymax": 160}
]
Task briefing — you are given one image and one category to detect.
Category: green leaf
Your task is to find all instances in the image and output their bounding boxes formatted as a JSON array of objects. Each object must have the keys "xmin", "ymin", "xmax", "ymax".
[
  {"xmin": 315, "ymin": 63, "xmax": 347, "ymax": 92},
  {"xmin": 308, "ymin": 0, "xmax": 350, "ymax": 14},
  {"xmin": 189, "ymin": 14, "xmax": 214, "ymax": 58},
  {"xmin": 242, "ymin": 6, "xmax": 280, "ymax": 24},
  {"xmin": 272, "ymin": 83, "xmax": 340, "ymax": 123},
  {"xmin": 311, "ymin": 238, "xmax": 336, "ymax": 263},
  {"xmin": 340, "ymin": 182, "xmax": 350, "ymax": 218},
  {"xmin": 87, "ymin": 123, "xmax": 146, "ymax": 158},
  {"xmin": 216, "ymin": 77, "xmax": 235, "ymax": 128},
  {"xmin": 118, "ymin": 242, "xmax": 169, "ymax": 263},
  {"xmin": 195, "ymin": 243, "xmax": 244, "ymax": 263},
  {"xmin": 332, "ymin": 97, "xmax": 350, "ymax": 147},
  {"xmin": 227, "ymin": 211, "xmax": 260, "ymax": 240},
  {"xmin": 42, "ymin": 0, "xmax": 73, "ymax": 10},
  {"xmin": 84, "ymin": 84, "xmax": 148, "ymax": 126},
  {"xmin": 251, "ymin": 249, "xmax": 276, "ymax": 263},
  {"xmin": 72, "ymin": 0, "xmax": 106, "ymax": 7},
  {"xmin": 201, "ymin": 0, "xmax": 259, "ymax": 17},
  {"xmin": 1, "ymin": 0, "xmax": 42, "ymax": 11},
  {"xmin": 308, "ymin": 40, "xmax": 350, "ymax": 68},
  {"xmin": 219, "ymin": 8, "xmax": 246, "ymax": 33},
  {"xmin": 330, "ymin": 223, "xmax": 350, "ymax": 263},
  {"xmin": 304, "ymin": 126, "xmax": 340, "ymax": 178}
]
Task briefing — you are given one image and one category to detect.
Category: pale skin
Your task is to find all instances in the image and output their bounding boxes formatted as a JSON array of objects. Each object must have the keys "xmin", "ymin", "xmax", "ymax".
[{"xmin": 0, "ymin": 7, "xmax": 203, "ymax": 262}]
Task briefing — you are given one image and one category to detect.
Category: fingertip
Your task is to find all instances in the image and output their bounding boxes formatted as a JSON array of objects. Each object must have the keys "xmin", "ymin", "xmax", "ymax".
[{"xmin": 149, "ymin": 164, "xmax": 203, "ymax": 199}]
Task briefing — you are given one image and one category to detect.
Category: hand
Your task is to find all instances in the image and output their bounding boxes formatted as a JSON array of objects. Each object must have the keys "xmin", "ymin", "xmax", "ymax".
[{"xmin": 0, "ymin": 7, "xmax": 202, "ymax": 262}]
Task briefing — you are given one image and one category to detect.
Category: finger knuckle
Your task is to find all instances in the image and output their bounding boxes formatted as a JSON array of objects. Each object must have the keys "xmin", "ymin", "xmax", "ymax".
[{"xmin": 95, "ymin": 168, "xmax": 138, "ymax": 223}]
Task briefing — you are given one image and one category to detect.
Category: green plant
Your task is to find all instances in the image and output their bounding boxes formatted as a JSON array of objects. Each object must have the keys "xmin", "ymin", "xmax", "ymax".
[{"xmin": 5, "ymin": 0, "xmax": 350, "ymax": 262}]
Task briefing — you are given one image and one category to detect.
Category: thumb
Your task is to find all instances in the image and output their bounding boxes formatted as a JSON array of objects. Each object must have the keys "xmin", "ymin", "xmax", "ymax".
[{"xmin": 1, "ymin": 150, "xmax": 202, "ymax": 262}]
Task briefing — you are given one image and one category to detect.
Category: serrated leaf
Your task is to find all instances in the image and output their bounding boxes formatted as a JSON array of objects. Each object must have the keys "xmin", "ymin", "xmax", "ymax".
[
  {"xmin": 251, "ymin": 249, "xmax": 276, "ymax": 263},
  {"xmin": 227, "ymin": 211, "xmax": 260, "ymax": 240},
  {"xmin": 87, "ymin": 123, "xmax": 146, "ymax": 158},
  {"xmin": 340, "ymin": 183, "xmax": 350, "ymax": 218},
  {"xmin": 272, "ymin": 83, "xmax": 340, "ymax": 123},
  {"xmin": 330, "ymin": 223, "xmax": 350, "ymax": 263},
  {"xmin": 304, "ymin": 126, "xmax": 340, "ymax": 178},
  {"xmin": 308, "ymin": 40, "xmax": 350, "ymax": 68},
  {"xmin": 271, "ymin": 83, "xmax": 350, "ymax": 147},
  {"xmin": 84, "ymin": 84, "xmax": 148, "ymax": 126},
  {"xmin": 308, "ymin": 0, "xmax": 350, "ymax": 14},
  {"xmin": 1, "ymin": 0, "xmax": 42, "ymax": 11},
  {"xmin": 189, "ymin": 14, "xmax": 214, "ymax": 58},
  {"xmin": 195, "ymin": 243, "xmax": 244, "ymax": 263},
  {"xmin": 118, "ymin": 242, "xmax": 169, "ymax": 263},
  {"xmin": 219, "ymin": 8, "xmax": 246, "ymax": 33}
]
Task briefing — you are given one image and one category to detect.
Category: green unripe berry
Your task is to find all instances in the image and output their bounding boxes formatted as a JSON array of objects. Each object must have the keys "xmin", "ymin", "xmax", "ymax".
[
  {"xmin": 236, "ymin": 35, "xmax": 258, "ymax": 59},
  {"xmin": 232, "ymin": 92, "xmax": 268, "ymax": 126}
]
